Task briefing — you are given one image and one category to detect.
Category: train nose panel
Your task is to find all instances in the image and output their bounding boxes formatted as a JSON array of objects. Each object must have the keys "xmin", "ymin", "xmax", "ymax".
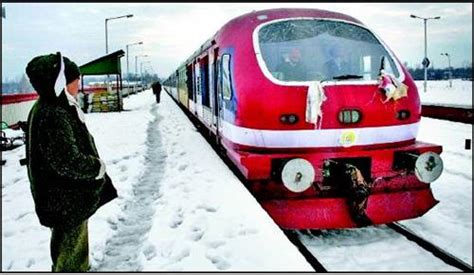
[{"xmin": 261, "ymin": 188, "xmax": 438, "ymax": 229}]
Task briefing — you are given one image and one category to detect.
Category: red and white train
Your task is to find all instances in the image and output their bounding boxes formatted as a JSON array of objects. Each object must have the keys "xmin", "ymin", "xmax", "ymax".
[{"xmin": 163, "ymin": 8, "xmax": 444, "ymax": 229}]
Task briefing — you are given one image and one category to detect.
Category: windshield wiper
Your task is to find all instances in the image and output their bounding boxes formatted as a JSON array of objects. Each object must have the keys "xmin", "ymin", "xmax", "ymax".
[{"xmin": 332, "ymin": 74, "xmax": 363, "ymax": 80}]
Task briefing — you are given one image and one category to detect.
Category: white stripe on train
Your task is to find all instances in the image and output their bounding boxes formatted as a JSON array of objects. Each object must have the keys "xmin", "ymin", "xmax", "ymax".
[{"xmin": 220, "ymin": 120, "xmax": 419, "ymax": 148}]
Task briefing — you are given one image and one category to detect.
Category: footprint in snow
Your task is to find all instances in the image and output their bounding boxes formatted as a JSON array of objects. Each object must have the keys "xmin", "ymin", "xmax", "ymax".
[
  {"xmin": 151, "ymin": 192, "xmax": 162, "ymax": 201},
  {"xmin": 169, "ymin": 215, "xmax": 183, "ymax": 229},
  {"xmin": 15, "ymin": 212, "xmax": 33, "ymax": 221},
  {"xmin": 104, "ymin": 248, "xmax": 120, "ymax": 257},
  {"xmin": 238, "ymin": 227, "xmax": 259, "ymax": 236},
  {"xmin": 178, "ymin": 164, "xmax": 188, "ymax": 171},
  {"xmin": 159, "ymin": 241, "xmax": 174, "ymax": 258},
  {"xmin": 3, "ymin": 230, "xmax": 14, "ymax": 238},
  {"xmin": 106, "ymin": 217, "xmax": 119, "ymax": 231},
  {"xmin": 205, "ymin": 253, "xmax": 231, "ymax": 270},
  {"xmin": 26, "ymin": 258, "xmax": 35, "ymax": 268},
  {"xmin": 206, "ymin": 240, "xmax": 225, "ymax": 249},
  {"xmin": 197, "ymin": 204, "xmax": 218, "ymax": 213},
  {"xmin": 169, "ymin": 247, "xmax": 190, "ymax": 263},
  {"xmin": 6, "ymin": 261, "xmax": 13, "ymax": 270},
  {"xmin": 169, "ymin": 207, "xmax": 184, "ymax": 228},
  {"xmin": 143, "ymin": 244, "xmax": 157, "ymax": 261},
  {"xmin": 188, "ymin": 226, "xmax": 205, "ymax": 242},
  {"xmin": 92, "ymin": 250, "xmax": 104, "ymax": 262},
  {"xmin": 120, "ymin": 165, "xmax": 127, "ymax": 172}
]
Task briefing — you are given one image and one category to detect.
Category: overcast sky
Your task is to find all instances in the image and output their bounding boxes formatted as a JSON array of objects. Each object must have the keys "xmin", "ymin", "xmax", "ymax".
[{"xmin": 2, "ymin": 2, "xmax": 472, "ymax": 82}]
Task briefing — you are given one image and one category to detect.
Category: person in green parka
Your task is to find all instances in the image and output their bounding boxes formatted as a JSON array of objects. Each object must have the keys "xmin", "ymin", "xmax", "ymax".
[{"xmin": 25, "ymin": 52, "xmax": 118, "ymax": 272}]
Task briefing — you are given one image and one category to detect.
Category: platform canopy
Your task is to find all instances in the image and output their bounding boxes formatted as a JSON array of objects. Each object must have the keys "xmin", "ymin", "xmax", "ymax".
[{"xmin": 79, "ymin": 50, "xmax": 125, "ymax": 75}]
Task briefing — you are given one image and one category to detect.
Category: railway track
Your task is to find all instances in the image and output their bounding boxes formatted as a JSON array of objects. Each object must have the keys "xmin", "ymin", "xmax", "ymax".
[
  {"xmin": 387, "ymin": 223, "xmax": 473, "ymax": 272},
  {"xmin": 287, "ymin": 224, "xmax": 472, "ymax": 272},
  {"xmin": 165, "ymin": 89, "xmax": 472, "ymax": 272}
]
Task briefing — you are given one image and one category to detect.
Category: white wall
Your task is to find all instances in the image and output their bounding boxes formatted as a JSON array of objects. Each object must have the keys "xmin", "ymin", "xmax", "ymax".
[{"xmin": 2, "ymin": 101, "xmax": 36, "ymax": 125}]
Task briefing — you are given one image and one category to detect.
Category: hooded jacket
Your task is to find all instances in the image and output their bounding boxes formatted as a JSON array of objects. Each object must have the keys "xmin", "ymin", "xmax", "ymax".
[{"xmin": 25, "ymin": 53, "xmax": 117, "ymax": 230}]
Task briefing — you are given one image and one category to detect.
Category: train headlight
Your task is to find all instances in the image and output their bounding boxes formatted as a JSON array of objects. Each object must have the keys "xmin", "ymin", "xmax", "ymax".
[
  {"xmin": 338, "ymin": 109, "xmax": 361, "ymax": 124},
  {"xmin": 396, "ymin": 110, "xmax": 411, "ymax": 120},
  {"xmin": 280, "ymin": 114, "xmax": 299, "ymax": 125},
  {"xmin": 281, "ymin": 158, "xmax": 315, "ymax": 192},
  {"xmin": 414, "ymin": 152, "xmax": 444, "ymax": 183}
]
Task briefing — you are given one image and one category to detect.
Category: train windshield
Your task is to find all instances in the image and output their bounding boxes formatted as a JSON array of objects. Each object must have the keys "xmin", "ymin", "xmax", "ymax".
[{"xmin": 258, "ymin": 19, "xmax": 400, "ymax": 82}]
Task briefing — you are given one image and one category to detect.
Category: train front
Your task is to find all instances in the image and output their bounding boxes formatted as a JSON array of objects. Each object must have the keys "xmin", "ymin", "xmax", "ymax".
[{"xmin": 230, "ymin": 13, "xmax": 444, "ymax": 229}]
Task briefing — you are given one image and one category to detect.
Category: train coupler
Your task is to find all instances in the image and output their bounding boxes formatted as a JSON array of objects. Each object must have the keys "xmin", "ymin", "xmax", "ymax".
[{"xmin": 323, "ymin": 159, "xmax": 373, "ymax": 226}]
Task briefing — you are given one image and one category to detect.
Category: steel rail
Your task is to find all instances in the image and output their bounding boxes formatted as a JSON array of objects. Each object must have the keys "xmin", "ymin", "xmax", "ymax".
[{"xmin": 388, "ymin": 222, "xmax": 473, "ymax": 272}]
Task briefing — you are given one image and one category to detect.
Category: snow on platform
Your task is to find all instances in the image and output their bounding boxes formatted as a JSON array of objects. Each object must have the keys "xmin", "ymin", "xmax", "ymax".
[
  {"xmin": 417, "ymin": 80, "xmax": 472, "ymax": 108},
  {"xmin": 400, "ymin": 117, "xmax": 472, "ymax": 266},
  {"xmin": 1, "ymin": 90, "xmax": 312, "ymax": 271}
]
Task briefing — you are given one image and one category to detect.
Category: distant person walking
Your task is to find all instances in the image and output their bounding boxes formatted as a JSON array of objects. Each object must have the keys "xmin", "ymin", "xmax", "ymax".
[
  {"xmin": 151, "ymin": 80, "xmax": 162, "ymax": 103},
  {"xmin": 25, "ymin": 52, "xmax": 117, "ymax": 272}
]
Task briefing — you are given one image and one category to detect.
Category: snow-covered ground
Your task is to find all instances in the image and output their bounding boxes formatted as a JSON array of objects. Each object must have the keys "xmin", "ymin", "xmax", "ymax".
[
  {"xmin": 417, "ymin": 79, "xmax": 472, "ymax": 108},
  {"xmin": 400, "ymin": 116, "xmax": 472, "ymax": 265},
  {"xmin": 1, "ymin": 90, "xmax": 312, "ymax": 271},
  {"xmin": 2, "ymin": 80, "xmax": 472, "ymax": 271}
]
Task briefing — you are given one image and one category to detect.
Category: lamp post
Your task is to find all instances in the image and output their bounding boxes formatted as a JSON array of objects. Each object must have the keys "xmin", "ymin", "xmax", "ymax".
[
  {"xmin": 410, "ymin": 14, "xmax": 441, "ymax": 93},
  {"xmin": 141, "ymin": 61, "xmax": 151, "ymax": 87},
  {"xmin": 126, "ymin": 41, "xmax": 143, "ymax": 84},
  {"xmin": 441, "ymin": 53, "xmax": 452, "ymax": 88},
  {"xmin": 105, "ymin": 14, "xmax": 133, "ymax": 54},
  {"xmin": 135, "ymin": 54, "xmax": 148, "ymax": 77},
  {"xmin": 134, "ymin": 54, "xmax": 148, "ymax": 91}
]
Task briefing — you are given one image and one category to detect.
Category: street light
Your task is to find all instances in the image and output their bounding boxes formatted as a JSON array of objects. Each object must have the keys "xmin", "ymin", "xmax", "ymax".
[
  {"xmin": 134, "ymin": 54, "xmax": 148, "ymax": 91},
  {"xmin": 126, "ymin": 41, "xmax": 143, "ymax": 84},
  {"xmin": 141, "ymin": 61, "xmax": 151, "ymax": 86},
  {"xmin": 410, "ymin": 14, "xmax": 441, "ymax": 93},
  {"xmin": 105, "ymin": 14, "xmax": 133, "ymax": 54},
  {"xmin": 441, "ymin": 53, "xmax": 452, "ymax": 87},
  {"xmin": 135, "ymin": 54, "xmax": 148, "ymax": 76}
]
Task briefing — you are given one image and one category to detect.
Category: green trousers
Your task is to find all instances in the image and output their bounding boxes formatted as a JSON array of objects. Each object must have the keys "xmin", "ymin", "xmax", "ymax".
[{"xmin": 50, "ymin": 220, "xmax": 89, "ymax": 272}]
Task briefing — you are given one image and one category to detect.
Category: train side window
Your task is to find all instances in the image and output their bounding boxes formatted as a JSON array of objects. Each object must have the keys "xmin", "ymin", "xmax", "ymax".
[
  {"xmin": 221, "ymin": 54, "xmax": 232, "ymax": 100},
  {"xmin": 186, "ymin": 64, "xmax": 193, "ymax": 100},
  {"xmin": 201, "ymin": 55, "xmax": 211, "ymax": 108}
]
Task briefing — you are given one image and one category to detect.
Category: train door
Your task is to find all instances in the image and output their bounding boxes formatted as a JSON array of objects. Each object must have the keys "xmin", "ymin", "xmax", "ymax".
[
  {"xmin": 195, "ymin": 59, "xmax": 202, "ymax": 118},
  {"xmin": 200, "ymin": 55, "xmax": 212, "ymax": 127},
  {"xmin": 178, "ymin": 67, "xmax": 188, "ymax": 108},
  {"xmin": 218, "ymin": 53, "xmax": 232, "ymax": 139},
  {"xmin": 214, "ymin": 52, "xmax": 223, "ymax": 143},
  {"xmin": 186, "ymin": 64, "xmax": 194, "ymax": 113},
  {"xmin": 192, "ymin": 61, "xmax": 197, "ymax": 114},
  {"xmin": 173, "ymin": 70, "xmax": 179, "ymax": 100},
  {"xmin": 211, "ymin": 47, "xmax": 219, "ymax": 133}
]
